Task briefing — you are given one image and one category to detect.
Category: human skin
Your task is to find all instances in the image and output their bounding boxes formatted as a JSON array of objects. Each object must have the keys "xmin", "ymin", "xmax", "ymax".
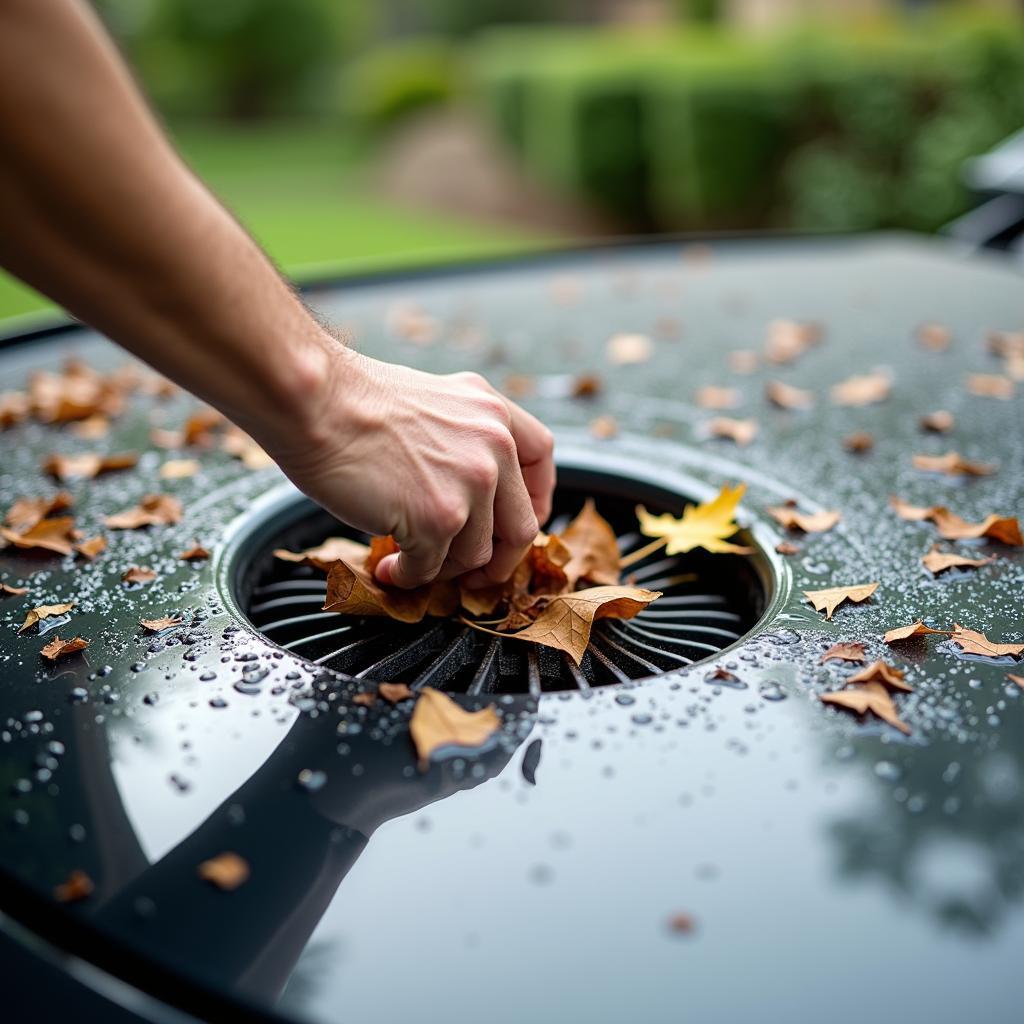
[{"xmin": 0, "ymin": 0, "xmax": 555, "ymax": 589}]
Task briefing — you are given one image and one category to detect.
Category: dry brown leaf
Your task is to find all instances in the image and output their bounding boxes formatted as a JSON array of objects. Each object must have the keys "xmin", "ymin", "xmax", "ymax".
[
  {"xmin": 0, "ymin": 516, "xmax": 77, "ymax": 556},
  {"xmin": 766, "ymin": 504, "xmax": 841, "ymax": 534},
  {"xmin": 42, "ymin": 451, "xmax": 138, "ymax": 481},
  {"xmin": 803, "ymin": 582, "xmax": 879, "ymax": 620},
  {"xmin": 706, "ymin": 417, "xmax": 758, "ymax": 446},
  {"xmin": 560, "ymin": 499, "xmax": 620, "ymax": 588},
  {"xmin": 847, "ymin": 660, "xmax": 912, "ymax": 692},
  {"xmin": 19, "ymin": 602, "xmax": 75, "ymax": 634},
  {"xmin": 706, "ymin": 666, "xmax": 742, "ymax": 684},
  {"xmin": 589, "ymin": 414, "xmax": 619, "ymax": 440},
  {"xmin": 104, "ymin": 494, "xmax": 183, "ymax": 529},
  {"xmin": 4, "ymin": 492, "xmax": 73, "ymax": 533},
  {"xmin": 728, "ymin": 349, "xmax": 759, "ymax": 374},
  {"xmin": 40, "ymin": 635, "xmax": 89, "ymax": 661},
  {"xmin": 831, "ymin": 372, "xmax": 891, "ymax": 407},
  {"xmin": 274, "ymin": 537, "xmax": 369, "ymax": 573},
  {"xmin": 695, "ymin": 386, "xmax": 740, "ymax": 410},
  {"xmin": 324, "ymin": 556, "xmax": 457, "ymax": 624},
  {"xmin": 912, "ymin": 451, "xmax": 996, "ymax": 477},
  {"xmin": 820, "ymin": 681, "xmax": 911, "ymax": 734},
  {"xmin": 843, "ymin": 431, "xmax": 875, "ymax": 453},
  {"xmin": 764, "ymin": 320, "xmax": 821, "ymax": 364},
  {"xmin": 950, "ymin": 624, "xmax": 1024, "ymax": 659},
  {"xmin": 197, "ymin": 852, "xmax": 250, "ymax": 891},
  {"xmin": 919, "ymin": 409, "xmax": 954, "ymax": 433},
  {"xmin": 74, "ymin": 536, "xmax": 106, "ymax": 560},
  {"xmin": 409, "ymin": 688, "xmax": 501, "ymax": 770},
  {"xmin": 141, "ymin": 616, "xmax": 183, "ymax": 633},
  {"xmin": 606, "ymin": 333, "xmax": 652, "ymax": 366},
  {"xmin": 53, "ymin": 869, "xmax": 94, "ymax": 903},
  {"xmin": 570, "ymin": 373, "xmax": 602, "ymax": 398},
  {"xmin": 160, "ymin": 459, "xmax": 200, "ymax": 480},
  {"xmin": 775, "ymin": 541, "xmax": 801, "ymax": 555},
  {"xmin": 916, "ymin": 322, "xmax": 951, "ymax": 351},
  {"xmin": 1, "ymin": 582, "xmax": 28, "ymax": 597},
  {"xmin": 28, "ymin": 365, "xmax": 124, "ymax": 424},
  {"xmin": 765, "ymin": 379, "xmax": 814, "ymax": 410},
  {"xmin": 883, "ymin": 620, "xmax": 952, "ymax": 644},
  {"xmin": 178, "ymin": 544, "xmax": 211, "ymax": 562},
  {"xmin": 930, "ymin": 509, "xmax": 1022, "ymax": 545},
  {"xmin": 469, "ymin": 586, "xmax": 661, "ymax": 665},
  {"xmin": 966, "ymin": 373, "xmax": 1015, "ymax": 400},
  {"xmin": 636, "ymin": 484, "xmax": 751, "ymax": 555},
  {"xmin": 889, "ymin": 495, "xmax": 939, "ymax": 522},
  {"xmin": 820, "ymin": 642, "xmax": 866, "ymax": 664},
  {"xmin": 921, "ymin": 546, "xmax": 996, "ymax": 575},
  {"xmin": 122, "ymin": 566, "xmax": 157, "ymax": 585},
  {"xmin": 379, "ymin": 682, "xmax": 414, "ymax": 703}
]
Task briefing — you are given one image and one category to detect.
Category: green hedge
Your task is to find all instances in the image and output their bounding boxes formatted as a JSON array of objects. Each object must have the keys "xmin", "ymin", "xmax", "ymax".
[{"xmin": 471, "ymin": 17, "xmax": 1024, "ymax": 232}]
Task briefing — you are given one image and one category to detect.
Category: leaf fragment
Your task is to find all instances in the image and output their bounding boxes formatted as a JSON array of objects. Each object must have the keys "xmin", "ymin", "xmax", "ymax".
[
  {"xmin": 178, "ymin": 544, "xmax": 211, "ymax": 562},
  {"xmin": 889, "ymin": 495, "xmax": 938, "ymax": 522},
  {"xmin": 40, "ymin": 635, "xmax": 89, "ymax": 661},
  {"xmin": 1007, "ymin": 674, "xmax": 1024, "ymax": 691},
  {"xmin": 570, "ymin": 373, "xmax": 602, "ymax": 398},
  {"xmin": 831, "ymin": 372, "xmax": 891, "ymax": 407},
  {"xmin": 912, "ymin": 451, "xmax": 996, "ymax": 476},
  {"xmin": 140, "ymin": 616, "xmax": 183, "ymax": 633},
  {"xmin": 820, "ymin": 682, "xmax": 911, "ymax": 734},
  {"xmin": 765, "ymin": 379, "xmax": 814, "ymax": 410},
  {"xmin": 19, "ymin": 602, "xmax": 75, "ymax": 634},
  {"xmin": 803, "ymin": 582, "xmax": 879, "ymax": 620},
  {"xmin": 764, "ymin": 320, "xmax": 821, "ymax": 364},
  {"xmin": 4, "ymin": 492, "xmax": 73, "ymax": 532},
  {"xmin": 274, "ymin": 537, "xmax": 369, "ymax": 573},
  {"xmin": 949, "ymin": 624, "xmax": 1024, "ymax": 659},
  {"xmin": 931, "ymin": 510, "xmax": 1022, "ymax": 546},
  {"xmin": 842, "ymin": 431, "xmax": 874, "ymax": 453},
  {"xmin": 606, "ymin": 333, "xmax": 652, "ymax": 366},
  {"xmin": 820, "ymin": 642, "xmax": 866, "ymax": 664},
  {"xmin": 378, "ymin": 682, "xmax": 414, "ymax": 704},
  {"xmin": 775, "ymin": 541, "xmax": 801, "ymax": 555},
  {"xmin": 589, "ymin": 414, "xmax": 619, "ymax": 439},
  {"xmin": 160, "ymin": 459, "xmax": 200, "ymax": 479},
  {"xmin": 965, "ymin": 373, "xmax": 1015, "ymax": 400},
  {"xmin": 53, "ymin": 869, "xmax": 94, "ymax": 903},
  {"xmin": 197, "ymin": 852, "xmax": 250, "ymax": 891},
  {"xmin": 706, "ymin": 417, "xmax": 758, "ymax": 446},
  {"xmin": 324, "ymin": 556, "xmax": 457, "ymax": 624},
  {"xmin": 74, "ymin": 536, "xmax": 106, "ymax": 560},
  {"xmin": 766, "ymin": 502, "xmax": 841, "ymax": 534},
  {"xmin": 883, "ymin": 620, "xmax": 952, "ymax": 644},
  {"xmin": 104, "ymin": 494, "xmax": 183, "ymax": 529},
  {"xmin": 637, "ymin": 483, "xmax": 751, "ymax": 555},
  {"xmin": 560, "ymin": 499, "xmax": 620, "ymax": 587},
  {"xmin": 0, "ymin": 516, "xmax": 77, "ymax": 556},
  {"xmin": 409, "ymin": 688, "xmax": 501, "ymax": 770},
  {"xmin": 695, "ymin": 385, "xmax": 740, "ymax": 410},
  {"xmin": 42, "ymin": 452, "xmax": 137, "ymax": 481},
  {"xmin": 921, "ymin": 546, "xmax": 996, "ymax": 575},
  {"xmin": 919, "ymin": 409, "xmax": 954, "ymax": 433},
  {"xmin": 1, "ymin": 582, "xmax": 29, "ymax": 597},
  {"xmin": 846, "ymin": 660, "xmax": 912, "ymax": 692},
  {"xmin": 122, "ymin": 566, "xmax": 157, "ymax": 585}
]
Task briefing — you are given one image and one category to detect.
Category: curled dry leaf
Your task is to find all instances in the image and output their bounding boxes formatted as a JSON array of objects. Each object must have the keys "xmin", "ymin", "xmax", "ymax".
[
  {"xmin": 42, "ymin": 451, "xmax": 138, "ymax": 481},
  {"xmin": 1, "ymin": 582, "xmax": 29, "ymax": 597},
  {"xmin": 141, "ymin": 616, "xmax": 183, "ymax": 633},
  {"xmin": 178, "ymin": 544, "xmax": 211, "ymax": 562},
  {"xmin": 570, "ymin": 373, "xmax": 602, "ymax": 398},
  {"xmin": 820, "ymin": 682, "xmax": 910, "ymax": 734},
  {"xmin": 466, "ymin": 586, "xmax": 661, "ymax": 665},
  {"xmin": 916, "ymin": 322, "xmax": 951, "ymax": 351},
  {"xmin": 921, "ymin": 546, "xmax": 996, "ymax": 575},
  {"xmin": 104, "ymin": 493, "xmax": 183, "ymax": 529},
  {"xmin": 949, "ymin": 624, "xmax": 1024, "ymax": 659},
  {"xmin": 160, "ymin": 459, "xmax": 199, "ymax": 480},
  {"xmin": 706, "ymin": 417, "xmax": 758, "ymax": 446},
  {"xmin": 883, "ymin": 620, "xmax": 952, "ymax": 644},
  {"xmin": 378, "ymin": 682, "xmax": 414, "ymax": 704},
  {"xmin": 843, "ymin": 431, "xmax": 874, "ymax": 453},
  {"xmin": 636, "ymin": 483, "xmax": 751, "ymax": 555},
  {"xmin": 965, "ymin": 373, "xmax": 1015, "ymax": 400},
  {"xmin": 919, "ymin": 409, "xmax": 954, "ymax": 433},
  {"xmin": 764, "ymin": 320, "xmax": 821, "ymax": 364},
  {"xmin": 889, "ymin": 495, "xmax": 936, "ymax": 521},
  {"xmin": 4, "ymin": 492, "xmax": 73, "ymax": 533},
  {"xmin": 275, "ymin": 537, "xmax": 368, "ymax": 573},
  {"xmin": 19, "ymin": 602, "xmax": 75, "ymax": 634},
  {"xmin": 53, "ymin": 869, "xmax": 94, "ymax": 903},
  {"xmin": 847, "ymin": 660, "xmax": 911, "ymax": 692},
  {"xmin": 765, "ymin": 379, "xmax": 814, "ymax": 410},
  {"xmin": 912, "ymin": 451, "xmax": 996, "ymax": 476},
  {"xmin": 74, "ymin": 536, "xmax": 106, "ymax": 560},
  {"xmin": 766, "ymin": 503, "xmax": 841, "ymax": 534},
  {"xmin": 197, "ymin": 852, "xmax": 250, "ymax": 891},
  {"xmin": 589, "ymin": 414, "xmax": 619, "ymax": 440},
  {"xmin": 409, "ymin": 687, "xmax": 501, "ymax": 770},
  {"xmin": 0, "ymin": 516, "xmax": 77, "ymax": 556},
  {"xmin": 695, "ymin": 386, "xmax": 740, "ymax": 410},
  {"xmin": 820, "ymin": 642, "xmax": 866, "ymax": 664},
  {"xmin": 560, "ymin": 499, "xmax": 621, "ymax": 588},
  {"xmin": 606, "ymin": 333, "xmax": 652, "ymax": 366},
  {"xmin": 803, "ymin": 582, "xmax": 878, "ymax": 620},
  {"xmin": 831, "ymin": 372, "xmax": 891, "ymax": 407},
  {"xmin": 931, "ymin": 510, "xmax": 1021, "ymax": 545},
  {"xmin": 122, "ymin": 566, "xmax": 157, "ymax": 585},
  {"xmin": 40, "ymin": 635, "xmax": 89, "ymax": 661},
  {"xmin": 324, "ymin": 552, "xmax": 457, "ymax": 624}
]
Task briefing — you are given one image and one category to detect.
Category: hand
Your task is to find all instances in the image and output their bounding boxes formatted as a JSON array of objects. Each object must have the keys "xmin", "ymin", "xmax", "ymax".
[{"xmin": 276, "ymin": 348, "xmax": 555, "ymax": 589}]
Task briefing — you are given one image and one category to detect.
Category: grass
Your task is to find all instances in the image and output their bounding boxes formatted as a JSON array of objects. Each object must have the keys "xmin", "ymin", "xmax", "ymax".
[{"xmin": 0, "ymin": 120, "xmax": 552, "ymax": 324}]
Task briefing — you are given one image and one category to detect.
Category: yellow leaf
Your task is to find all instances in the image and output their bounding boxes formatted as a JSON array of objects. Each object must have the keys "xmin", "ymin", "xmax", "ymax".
[{"xmin": 636, "ymin": 483, "xmax": 751, "ymax": 556}]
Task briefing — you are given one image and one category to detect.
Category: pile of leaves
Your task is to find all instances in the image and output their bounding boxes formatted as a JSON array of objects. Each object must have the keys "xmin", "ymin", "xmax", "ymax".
[{"xmin": 275, "ymin": 484, "xmax": 750, "ymax": 666}]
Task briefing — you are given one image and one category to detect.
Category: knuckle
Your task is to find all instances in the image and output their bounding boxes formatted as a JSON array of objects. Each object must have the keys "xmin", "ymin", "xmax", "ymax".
[
  {"xmin": 432, "ymin": 497, "xmax": 468, "ymax": 538},
  {"xmin": 538, "ymin": 427, "xmax": 555, "ymax": 457},
  {"xmin": 510, "ymin": 513, "xmax": 539, "ymax": 546},
  {"xmin": 467, "ymin": 541, "xmax": 493, "ymax": 570},
  {"xmin": 456, "ymin": 370, "xmax": 489, "ymax": 391}
]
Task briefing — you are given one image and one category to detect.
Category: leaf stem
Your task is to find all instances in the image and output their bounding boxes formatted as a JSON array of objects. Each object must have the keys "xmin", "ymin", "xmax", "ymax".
[{"xmin": 619, "ymin": 536, "xmax": 668, "ymax": 569}]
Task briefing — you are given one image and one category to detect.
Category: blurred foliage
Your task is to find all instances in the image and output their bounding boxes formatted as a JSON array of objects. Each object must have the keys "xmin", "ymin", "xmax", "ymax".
[{"xmin": 472, "ymin": 14, "xmax": 1024, "ymax": 232}]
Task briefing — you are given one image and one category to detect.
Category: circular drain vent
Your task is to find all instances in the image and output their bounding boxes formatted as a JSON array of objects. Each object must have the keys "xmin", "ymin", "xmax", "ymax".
[{"xmin": 231, "ymin": 467, "xmax": 771, "ymax": 694}]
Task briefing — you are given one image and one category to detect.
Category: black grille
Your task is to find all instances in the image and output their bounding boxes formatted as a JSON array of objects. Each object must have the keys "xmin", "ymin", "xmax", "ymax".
[{"xmin": 240, "ymin": 471, "xmax": 767, "ymax": 695}]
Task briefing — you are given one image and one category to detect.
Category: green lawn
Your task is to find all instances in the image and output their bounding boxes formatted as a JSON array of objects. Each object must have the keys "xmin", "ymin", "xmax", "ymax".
[{"xmin": 0, "ymin": 120, "xmax": 552, "ymax": 323}]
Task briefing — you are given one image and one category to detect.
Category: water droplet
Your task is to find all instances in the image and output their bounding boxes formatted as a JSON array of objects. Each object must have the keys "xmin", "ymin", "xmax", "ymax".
[
  {"xmin": 208, "ymin": 698, "xmax": 228, "ymax": 709},
  {"xmin": 758, "ymin": 681, "xmax": 787, "ymax": 702},
  {"xmin": 296, "ymin": 768, "xmax": 327, "ymax": 792},
  {"xmin": 874, "ymin": 760, "xmax": 902, "ymax": 782},
  {"xmin": 615, "ymin": 694, "xmax": 636, "ymax": 706}
]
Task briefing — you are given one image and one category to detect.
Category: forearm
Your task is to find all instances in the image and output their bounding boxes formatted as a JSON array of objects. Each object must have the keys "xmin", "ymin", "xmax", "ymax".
[{"xmin": 0, "ymin": 0, "xmax": 333, "ymax": 451}]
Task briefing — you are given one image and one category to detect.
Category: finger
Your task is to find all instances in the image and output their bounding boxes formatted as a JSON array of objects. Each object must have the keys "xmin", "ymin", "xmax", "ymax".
[
  {"xmin": 464, "ymin": 457, "xmax": 537, "ymax": 589},
  {"xmin": 437, "ymin": 500, "xmax": 495, "ymax": 582},
  {"xmin": 506, "ymin": 402, "xmax": 555, "ymax": 525},
  {"xmin": 375, "ymin": 535, "xmax": 451, "ymax": 589}
]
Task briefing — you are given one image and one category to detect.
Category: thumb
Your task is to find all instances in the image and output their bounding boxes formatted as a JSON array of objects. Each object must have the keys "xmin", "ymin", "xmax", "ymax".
[{"xmin": 373, "ymin": 543, "xmax": 447, "ymax": 589}]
